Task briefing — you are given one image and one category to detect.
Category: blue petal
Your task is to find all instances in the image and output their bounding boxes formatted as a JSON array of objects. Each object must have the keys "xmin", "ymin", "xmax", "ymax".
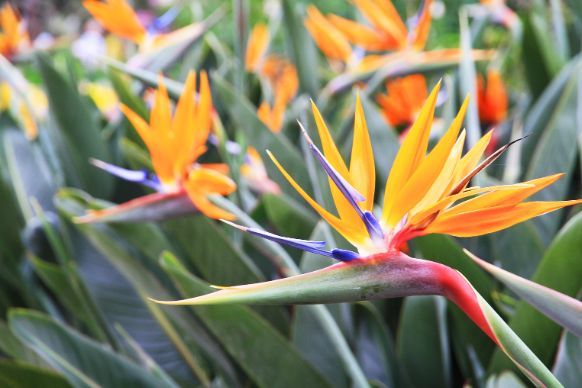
[
  {"xmin": 245, "ymin": 227, "xmax": 329, "ymax": 254},
  {"xmin": 91, "ymin": 159, "xmax": 162, "ymax": 191},
  {"xmin": 331, "ymin": 249, "xmax": 360, "ymax": 262},
  {"xmin": 299, "ymin": 123, "xmax": 385, "ymax": 242},
  {"xmin": 363, "ymin": 211, "xmax": 385, "ymax": 242},
  {"xmin": 150, "ymin": 5, "xmax": 181, "ymax": 32},
  {"xmin": 208, "ymin": 134, "xmax": 242, "ymax": 155},
  {"xmin": 223, "ymin": 220, "xmax": 359, "ymax": 262}
]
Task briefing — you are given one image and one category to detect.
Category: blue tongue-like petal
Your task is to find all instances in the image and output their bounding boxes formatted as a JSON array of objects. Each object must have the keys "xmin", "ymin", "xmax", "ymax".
[
  {"xmin": 222, "ymin": 220, "xmax": 360, "ymax": 262},
  {"xmin": 91, "ymin": 159, "xmax": 162, "ymax": 191},
  {"xmin": 298, "ymin": 123, "xmax": 385, "ymax": 242}
]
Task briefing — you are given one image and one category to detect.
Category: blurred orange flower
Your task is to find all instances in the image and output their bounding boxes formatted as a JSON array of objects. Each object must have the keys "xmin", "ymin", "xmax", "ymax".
[
  {"xmin": 477, "ymin": 69, "xmax": 508, "ymax": 126},
  {"xmin": 0, "ymin": 3, "xmax": 29, "ymax": 59},
  {"xmin": 376, "ymin": 74, "xmax": 427, "ymax": 128},
  {"xmin": 118, "ymin": 71, "xmax": 236, "ymax": 219},
  {"xmin": 245, "ymin": 23, "xmax": 298, "ymax": 133},
  {"xmin": 83, "ymin": 0, "xmax": 146, "ymax": 44},
  {"xmin": 305, "ymin": 0, "xmax": 432, "ymax": 63}
]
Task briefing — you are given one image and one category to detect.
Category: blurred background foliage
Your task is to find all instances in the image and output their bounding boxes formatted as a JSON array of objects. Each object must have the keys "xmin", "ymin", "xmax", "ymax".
[{"xmin": 0, "ymin": 0, "xmax": 580, "ymax": 387}]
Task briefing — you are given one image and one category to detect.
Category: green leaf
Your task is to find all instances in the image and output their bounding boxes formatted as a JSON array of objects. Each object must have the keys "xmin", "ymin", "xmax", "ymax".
[
  {"xmin": 29, "ymin": 256, "xmax": 107, "ymax": 338},
  {"xmin": 397, "ymin": 296, "xmax": 452, "ymax": 388},
  {"xmin": 521, "ymin": 10, "xmax": 566, "ymax": 97},
  {"xmin": 36, "ymin": 53, "xmax": 113, "ymax": 198},
  {"xmin": 485, "ymin": 371, "xmax": 527, "ymax": 388},
  {"xmin": 281, "ymin": 0, "xmax": 319, "ymax": 96},
  {"xmin": 521, "ymin": 55, "xmax": 582, "ymax": 167},
  {"xmin": 208, "ymin": 197, "xmax": 378, "ymax": 388},
  {"xmin": 524, "ymin": 59, "xmax": 580, "ymax": 244},
  {"xmin": 353, "ymin": 302, "xmax": 401, "ymax": 387},
  {"xmin": 163, "ymin": 216, "xmax": 263, "ymax": 285},
  {"xmin": 292, "ymin": 223, "xmax": 349, "ymax": 387},
  {"xmin": 552, "ymin": 332, "xmax": 582, "ymax": 388},
  {"xmin": 2, "ymin": 130, "xmax": 56, "ymax": 219},
  {"xmin": 159, "ymin": 252, "xmax": 331, "ymax": 388},
  {"xmin": 489, "ymin": 212, "xmax": 582, "ymax": 375},
  {"xmin": 458, "ymin": 9, "xmax": 483, "ymax": 148},
  {"xmin": 56, "ymin": 189, "xmax": 232, "ymax": 385},
  {"xmin": 477, "ymin": 294, "xmax": 562, "ymax": 387},
  {"xmin": 105, "ymin": 58, "xmax": 184, "ymax": 97},
  {"xmin": 0, "ymin": 360, "xmax": 70, "ymax": 388},
  {"xmin": 467, "ymin": 251, "xmax": 582, "ymax": 336},
  {"xmin": 108, "ymin": 69, "xmax": 148, "ymax": 120},
  {"xmin": 9, "ymin": 309, "xmax": 173, "ymax": 388},
  {"xmin": 0, "ymin": 321, "xmax": 47, "ymax": 368},
  {"xmin": 489, "ymin": 222, "xmax": 545, "ymax": 279},
  {"xmin": 262, "ymin": 193, "xmax": 318, "ymax": 240}
]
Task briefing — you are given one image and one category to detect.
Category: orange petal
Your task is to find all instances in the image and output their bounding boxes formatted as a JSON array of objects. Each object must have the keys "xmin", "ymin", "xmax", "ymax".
[
  {"xmin": 187, "ymin": 167, "xmax": 236, "ymax": 195},
  {"xmin": 410, "ymin": 0, "xmax": 433, "ymax": 50},
  {"xmin": 327, "ymin": 14, "xmax": 389, "ymax": 50},
  {"xmin": 268, "ymin": 151, "xmax": 367, "ymax": 247},
  {"xmin": 304, "ymin": 6, "xmax": 352, "ymax": 61},
  {"xmin": 453, "ymin": 130, "xmax": 493, "ymax": 184},
  {"xmin": 425, "ymin": 200, "xmax": 582, "ymax": 237},
  {"xmin": 311, "ymin": 101, "xmax": 363, "ymax": 229},
  {"xmin": 409, "ymin": 183, "xmax": 534, "ymax": 227},
  {"xmin": 245, "ymin": 23, "xmax": 270, "ymax": 72},
  {"xmin": 186, "ymin": 192, "xmax": 236, "ymax": 221},
  {"xmin": 120, "ymin": 104, "xmax": 155, "ymax": 151},
  {"xmin": 478, "ymin": 69, "xmax": 508, "ymax": 125},
  {"xmin": 382, "ymin": 80, "xmax": 441, "ymax": 226},
  {"xmin": 353, "ymin": 0, "xmax": 407, "ymax": 43},
  {"xmin": 349, "ymin": 93, "xmax": 375, "ymax": 211},
  {"xmin": 172, "ymin": 71, "xmax": 197, "ymax": 175},
  {"xmin": 388, "ymin": 96, "xmax": 469, "ymax": 224},
  {"xmin": 443, "ymin": 174, "xmax": 564, "ymax": 217},
  {"xmin": 83, "ymin": 0, "xmax": 146, "ymax": 43}
]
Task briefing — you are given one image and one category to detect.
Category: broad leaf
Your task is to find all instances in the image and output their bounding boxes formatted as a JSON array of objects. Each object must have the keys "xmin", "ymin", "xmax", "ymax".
[
  {"xmin": 467, "ymin": 251, "xmax": 582, "ymax": 337},
  {"xmin": 10, "ymin": 309, "xmax": 173, "ymax": 388},
  {"xmin": 159, "ymin": 252, "xmax": 331, "ymax": 388},
  {"xmin": 489, "ymin": 212, "xmax": 582, "ymax": 374}
]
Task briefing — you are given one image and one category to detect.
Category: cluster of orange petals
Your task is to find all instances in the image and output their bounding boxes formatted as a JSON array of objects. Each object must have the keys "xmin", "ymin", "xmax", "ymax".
[
  {"xmin": 477, "ymin": 69, "xmax": 508, "ymax": 125},
  {"xmin": 120, "ymin": 71, "xmax": 236, "ymax": 220},
  {"xmin": 269, "ymin": 82, "xmax": 581, "ymax": 255},
  {"xmin": 376, "ymin": 74, "xmax": 428, "ymax": 127},
  {"xmin": 304, "ymin": 0, "xmax": 432, "ymax": 63},
  {"xmin": 245, "ymin": 24, "xmax": 298, "ymax": 133},
  {"xmin": 0, "ymin": 3, "xmax": 29, "ymax": 59}
]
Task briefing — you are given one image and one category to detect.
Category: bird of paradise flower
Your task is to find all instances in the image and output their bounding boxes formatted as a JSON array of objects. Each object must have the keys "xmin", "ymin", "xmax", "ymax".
[
  {"xmin": 306, "ymin": 0, "xmax": 493, "ymax": 96},
  {"xmin": 0, "ymin": 3, "xmax": 30, "ymax": 60},
  {"xmin": 83, "ymin": 0, "xmax": 221, "ymax": 61},
  {"xmin": 78, "ymin": 71, "xmax": 236, "ymax": 222},
  {"xmin": 153, "ymin": 82, "xmax": 580, "ymax": 386}
]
